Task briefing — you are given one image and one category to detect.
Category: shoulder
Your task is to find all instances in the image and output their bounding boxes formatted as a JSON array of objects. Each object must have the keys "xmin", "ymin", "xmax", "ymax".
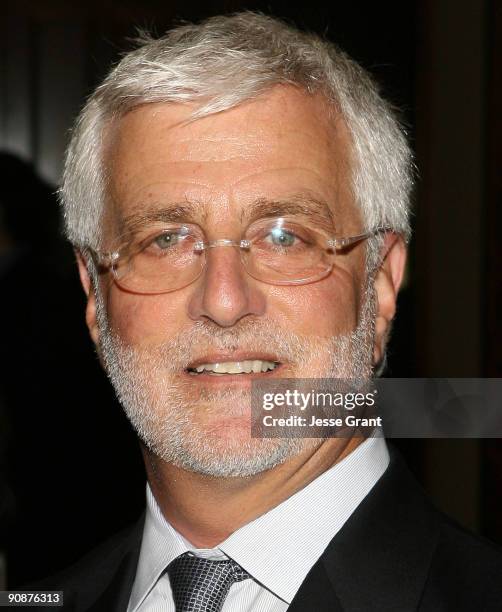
[
  {"xmin": 423, "ymin": 512, "xmax": 502, "ymax": 608},
  {"xmin": 27, "ymin": 515, "xmax": 144, "ymax": 611},
  {"xmin": 317, "ymin": 446, "xmax": 502, "ymax": 611}
]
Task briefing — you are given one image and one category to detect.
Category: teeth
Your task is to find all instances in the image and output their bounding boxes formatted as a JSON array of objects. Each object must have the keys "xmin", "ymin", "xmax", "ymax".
[{"xmin": 190, "ymin": 360, "xmax": 278, "ymax": 375}]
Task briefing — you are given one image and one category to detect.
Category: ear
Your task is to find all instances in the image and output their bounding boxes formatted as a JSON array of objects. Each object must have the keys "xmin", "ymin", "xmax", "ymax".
[
  {"xmin": 372, "ymin": 234, "xmax": 407, "ymax": 367},
  {"xmin": 75, "ymin": 250, "xmax": 100, "ymax": 347}
]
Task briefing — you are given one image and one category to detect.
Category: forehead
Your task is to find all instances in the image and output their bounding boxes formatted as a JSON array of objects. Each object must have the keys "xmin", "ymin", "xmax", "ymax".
[{"xmin": 104, "ymin": 85, "xmax": 357, "ymax": 234}]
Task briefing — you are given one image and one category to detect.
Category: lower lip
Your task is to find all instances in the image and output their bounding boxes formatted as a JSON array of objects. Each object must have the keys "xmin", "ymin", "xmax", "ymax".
[{"xmin": 183, "ymin": 364, "xmax": 284, "ymax": 383}]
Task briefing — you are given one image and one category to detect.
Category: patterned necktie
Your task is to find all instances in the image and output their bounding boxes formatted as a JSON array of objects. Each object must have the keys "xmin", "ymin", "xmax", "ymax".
[{"xmin": 166, "ymin": 552, "xmax": 250, "ymax": 612}]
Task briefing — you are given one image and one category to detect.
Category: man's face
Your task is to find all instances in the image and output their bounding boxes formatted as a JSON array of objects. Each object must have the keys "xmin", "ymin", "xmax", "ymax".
[{"xmin": 87, "ymin": 86, "xmax": 379, "ymax": 476}]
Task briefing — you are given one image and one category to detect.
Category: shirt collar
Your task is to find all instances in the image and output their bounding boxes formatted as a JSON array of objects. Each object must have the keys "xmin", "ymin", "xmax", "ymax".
[
  {"xmin": 129, "ymin": 436, "xmax": 389, "ymax": 609},
  {"xmin": 128, "ymin": 488, "xmax": 189, "ymax": 611},
  {"xmin": 129, "ymin": 480, "xmax": 233, "ymax": 611},
  {"xmin": 219, "ymin": 436, "xmax": 389, "ymax": 602}
]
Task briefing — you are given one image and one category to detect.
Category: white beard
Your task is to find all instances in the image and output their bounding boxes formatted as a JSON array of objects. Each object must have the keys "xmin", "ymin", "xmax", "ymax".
[{"xmin": 96, "ymin": 282, "xmax": 376, "ymax": 477}]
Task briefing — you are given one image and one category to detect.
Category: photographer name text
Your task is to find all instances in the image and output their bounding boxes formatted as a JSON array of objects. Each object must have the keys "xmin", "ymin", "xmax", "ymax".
[{"xmin": 262, "ymin": 414, "xmax": 382, "ymax": 428}]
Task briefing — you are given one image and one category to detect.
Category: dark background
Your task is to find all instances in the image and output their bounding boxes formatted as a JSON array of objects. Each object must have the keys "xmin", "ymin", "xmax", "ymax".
[{"xmin": 0, "ymin": 0, "xmax": 501, "ymax": 588}]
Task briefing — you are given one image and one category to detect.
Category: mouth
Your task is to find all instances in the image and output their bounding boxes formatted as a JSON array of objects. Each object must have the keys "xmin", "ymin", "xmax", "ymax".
[{"xmin": 185, "ymin": 353, "xmax": 282, "ymax": 379}]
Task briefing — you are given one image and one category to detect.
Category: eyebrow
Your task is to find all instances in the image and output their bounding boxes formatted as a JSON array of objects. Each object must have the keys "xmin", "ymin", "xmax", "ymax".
[
  {"xmin": 242, "ymin": 194, "xmax": 336, "ymax": 232},
  {"xmin": 119, "ymin": 193, "xmax": 336, "ymax": 237},
  {"xmin": 119, "ymin": 202, "xmax": 206, "ymax": 237}
]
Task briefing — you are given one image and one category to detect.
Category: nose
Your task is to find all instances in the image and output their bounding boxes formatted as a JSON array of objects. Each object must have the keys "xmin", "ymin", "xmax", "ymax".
[{"xmin": 187, "ymin": 244, "xmax": 266, "ymax": 327}]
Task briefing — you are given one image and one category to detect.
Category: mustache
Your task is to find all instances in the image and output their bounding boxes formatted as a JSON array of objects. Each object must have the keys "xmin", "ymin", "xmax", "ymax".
[
  {"xmin": 151, "ymin": 320, "xmax": 320, "ymax": 367},
  {"xmin": 105, "ymin": 317, "xmax": 343, "ymax": 372}
]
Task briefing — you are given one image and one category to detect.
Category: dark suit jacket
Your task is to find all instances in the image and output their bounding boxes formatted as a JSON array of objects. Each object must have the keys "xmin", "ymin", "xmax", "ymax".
[{"xmin": 32, "ymin": 448, "xmax": 502, "ymax": 611}]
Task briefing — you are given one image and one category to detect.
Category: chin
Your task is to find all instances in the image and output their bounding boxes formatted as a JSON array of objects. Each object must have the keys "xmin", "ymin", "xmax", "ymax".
[
  {"xmin": 159, "ymin": 431, "xmax": 310, "ymax": 478},
  {"xmin": 203, "ymin": 420, "xmax": 253, "ymax": 440}
]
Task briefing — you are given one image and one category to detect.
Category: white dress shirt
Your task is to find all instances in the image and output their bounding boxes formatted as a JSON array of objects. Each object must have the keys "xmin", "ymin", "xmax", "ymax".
[{"xmin": 128, "ymin": 436, "xmax": 389, "ymax": 611}]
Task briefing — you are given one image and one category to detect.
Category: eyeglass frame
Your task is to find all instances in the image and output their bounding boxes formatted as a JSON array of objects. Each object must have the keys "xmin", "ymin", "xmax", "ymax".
[{"xmin": 85, "ymin": 224, "xmax": 392, "ymax": 294}]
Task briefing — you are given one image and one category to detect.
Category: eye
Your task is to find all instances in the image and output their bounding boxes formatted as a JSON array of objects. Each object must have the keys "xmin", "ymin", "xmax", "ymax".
[
  {"xmin": 153, "ymin": 231, "xmax": 183, "ymax": 250},
  {"xmin": 266, "ymin": 227, "xmax": 298, "ymax": 247}
]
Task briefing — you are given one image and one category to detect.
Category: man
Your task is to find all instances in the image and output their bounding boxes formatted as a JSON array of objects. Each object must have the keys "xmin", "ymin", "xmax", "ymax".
[{"xmin": 37, "ymin": 11, "xmax": 502, "ymax": 611}]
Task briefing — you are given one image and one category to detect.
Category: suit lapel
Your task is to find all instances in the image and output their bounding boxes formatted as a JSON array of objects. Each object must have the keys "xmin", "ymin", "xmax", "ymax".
[
  {"xmin": 289, "ymin": 448, "xmax": 440, "ymax": 611},
  {"xmin": 86, "ymin": 546, "xmax": 141, "ymax": 612},
  {"xmin": 288, "ymin": 558, "xmax": 344, "ymax": 612},
  {"xmin": 84, "ymin": 515, "xmax": 144, "ymax": 612}
]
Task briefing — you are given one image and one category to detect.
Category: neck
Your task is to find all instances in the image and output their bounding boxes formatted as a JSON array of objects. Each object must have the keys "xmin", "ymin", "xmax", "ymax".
[{"xmin": 142, "ymin": 437, "xmax": 363, "ymax": 548}]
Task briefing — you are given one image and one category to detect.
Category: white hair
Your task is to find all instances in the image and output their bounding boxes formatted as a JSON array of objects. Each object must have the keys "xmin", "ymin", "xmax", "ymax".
[{"xmin": 60, "ymin": 11, "xmax": 413, "ymax": 265}]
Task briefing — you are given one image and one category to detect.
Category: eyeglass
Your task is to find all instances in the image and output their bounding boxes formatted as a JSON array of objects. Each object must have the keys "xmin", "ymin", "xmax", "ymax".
[{"xmin": 88, "ymin": 217, "xmax": 388, "ymax": 295}]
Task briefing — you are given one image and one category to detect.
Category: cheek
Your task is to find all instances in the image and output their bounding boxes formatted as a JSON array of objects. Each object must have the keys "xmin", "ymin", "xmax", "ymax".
[
  {"xmin": 266, "ymin": 267, "xmax": 361, "ymax": 337},
  {"xmin": 105, "ymin": 287, "xmax": 188, "ymax": 346}
]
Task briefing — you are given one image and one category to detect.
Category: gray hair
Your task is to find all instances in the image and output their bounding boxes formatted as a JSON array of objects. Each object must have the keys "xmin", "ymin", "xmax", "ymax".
[{"xmin": 60, "ymin": 11, "xmax": 413, "ymax": 268}]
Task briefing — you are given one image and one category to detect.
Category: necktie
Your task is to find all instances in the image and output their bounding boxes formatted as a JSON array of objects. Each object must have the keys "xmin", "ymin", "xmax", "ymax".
[{"xmin": 166, "ymin": 552, "xmax": 250, "ymax": 612}]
